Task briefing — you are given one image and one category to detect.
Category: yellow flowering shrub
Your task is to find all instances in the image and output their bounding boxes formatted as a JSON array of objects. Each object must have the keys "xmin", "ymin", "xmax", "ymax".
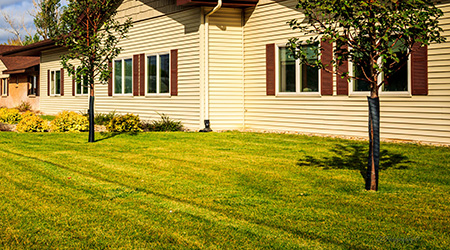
[
  {"xmin": 50, "ymin": 111, "xmax": 89, "ymax": 132},
  {"xmin": 106, "ymin": 113, "xmax": 142, "ymax": 132},
  {"xmin": 16, "ymin": 112, "xmax": 49, "ymax": 132},
  {"xmin": 0, "ymin": 108, "xmax": 22, "ymax": 124}
]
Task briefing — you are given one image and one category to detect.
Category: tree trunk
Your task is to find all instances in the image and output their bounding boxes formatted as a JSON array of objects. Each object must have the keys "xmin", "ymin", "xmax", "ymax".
[
  {"xmin": 88, "ymin": 78, "xmax": 95, "ymax": 142},
  {"xmin": 366, "ymin": 96, "xmax": 380, "ymax": 191},
  {"xmin": 88, "ymin": 95, "xmax": 95, "ymax": 142}
]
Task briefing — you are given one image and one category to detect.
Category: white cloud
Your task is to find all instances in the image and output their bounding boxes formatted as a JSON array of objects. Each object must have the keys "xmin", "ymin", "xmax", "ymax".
[
  {"xmin": 0, "ymin": 0, "xmax": 26, "ymax": 8},
  {"xmin": 0, "ymin": 0, "xmax": 36, "ymax": 44}
]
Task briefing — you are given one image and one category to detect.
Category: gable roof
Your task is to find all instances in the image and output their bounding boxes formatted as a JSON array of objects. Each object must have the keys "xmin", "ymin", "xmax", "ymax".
[{"xmin": 0, "ymin": 45, "xmax": 40, "ymax": 74}]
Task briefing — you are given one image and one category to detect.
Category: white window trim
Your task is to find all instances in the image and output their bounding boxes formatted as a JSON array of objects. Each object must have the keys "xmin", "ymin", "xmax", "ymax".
[
  {"xmin": 50, "ymin": 69, "xmax": 61, "ymax": 96},
  {"xmin": 113, "ymin": 57, "xmax": 133, "ymax": 96},
  {"xmin": 1, "ymin": 78, "xmax": 7, "ymax": 96},
  {"xmin": 275, "ymin": 44, "xmax": 321, "ymax": 96},
  {"xmin": 348, "ymin": 51, "xmax": 412, "ymax": 97},
  {"xmin": 145, "ymin": 52, "xmax": 171, "ymax": 96}
]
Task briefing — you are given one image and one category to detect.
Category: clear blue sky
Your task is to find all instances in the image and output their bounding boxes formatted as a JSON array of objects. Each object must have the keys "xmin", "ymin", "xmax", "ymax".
[{"xmin": 0, "ymin": 0, "xmax": 67, "ymax": 44}]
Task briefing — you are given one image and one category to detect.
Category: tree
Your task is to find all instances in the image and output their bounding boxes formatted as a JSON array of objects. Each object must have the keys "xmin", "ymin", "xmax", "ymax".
[
  {"xmin": 288, "ymin": 0, "xmax": 445, "ymax": 190},
  {"xmin": 0, "ymin": 11, "xmax": 33, "ymax": 45},
  {"xmin": 55, "ymin": 0, "xmax": 132, "ymax": 142},
  {"xmin": 32, "ymin": 0, "xmax": 64, "ymax": 40}
]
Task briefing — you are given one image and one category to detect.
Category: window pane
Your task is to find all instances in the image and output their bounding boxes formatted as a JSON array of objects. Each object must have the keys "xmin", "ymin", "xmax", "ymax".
[
  {"xmin": 160, "ymin": 54, "xmax": 169, "ymax": 93},
  {"xmin": 384, "ymin": 44, "xmax": 408, "ymax": 92},
  {"xmin": 51, "ymin": 71, "xmax": 55, "ymax": 95},
  {"xmin": 76, "ymin": 77, "xmax": 82, "ymax": 95},
  {"xmin": 148, "ymin": 56, "xmax": 157, "ymax": 93},
  {"xmin": 114, "ymin": 60, "xmax": 122, "ymax": 94},
  {"xmin": 2, "ymin": 79, "xmax": 6, "ymax": 95},
  {"xmin": 384, "ymin": 61, "xmax": 407, "ymax": 91},
  {"xmin": 55, "ymin": 70, "xmax": 61, "ymax": 95},
  {"xmin": 32, "ymin": 76, "xmax": 37, "ymax": 95},
  {"xmin": 354, "ymin": 65, "xmax": 371, "ymax": 91},
  {"xmin": 124, "ymin": 59, "xmax": 133, "ymax": 94},
  {"xmin": 83, "ymin": 78, "xmax": 89, "ymax": 94},
  {"xmin": 300, "ymin": 45, "xmax": 318, "ymax": 92},
  {"xmin": 279, "ymin": 47, "xmax": 296, "ymax": 92}
]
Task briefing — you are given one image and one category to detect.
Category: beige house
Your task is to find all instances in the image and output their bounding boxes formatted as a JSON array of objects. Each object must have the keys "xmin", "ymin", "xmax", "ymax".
[{"xmin": 3, "ymin": 0, "xmax": 450, "ymax": 144}]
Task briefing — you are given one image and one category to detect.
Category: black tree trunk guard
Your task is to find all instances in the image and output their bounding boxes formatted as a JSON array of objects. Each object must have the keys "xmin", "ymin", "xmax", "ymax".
[
  {"xmin": 366, "ymin": 97, "xmax": 380, "ymax": 191},
  {"xmin": 89, "ymin": 96, "xmax": 95, "ymax": 143}
]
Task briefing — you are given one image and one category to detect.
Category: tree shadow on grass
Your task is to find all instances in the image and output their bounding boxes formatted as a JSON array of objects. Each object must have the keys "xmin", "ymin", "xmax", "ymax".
[
  {"xmin": 297, "ymin": 144, "xmax": 412, "ymax": 180},
  {"xmin": 95, "ymin": 131, "xmax": 140, "ymax": 142}
]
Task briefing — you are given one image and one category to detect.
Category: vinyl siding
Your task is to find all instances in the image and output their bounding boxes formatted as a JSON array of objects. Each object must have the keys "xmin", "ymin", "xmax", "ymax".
[
  {"xmin": 40, "ymin": 3, "xmax": 202, "ymax": 129},
  {"xmin": 243, "ymin": 0, "xmax": 450, "ymax": 144},
  {"xmin": 40, "ymin": 49, "xmax": 89, "ymax": 113},
  {"xmin": 208, "ymin": 8, "xmax": 244, "ymax": 130}
]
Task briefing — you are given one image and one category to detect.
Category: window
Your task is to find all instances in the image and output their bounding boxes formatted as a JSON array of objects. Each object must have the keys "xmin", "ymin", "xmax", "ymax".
[
  {"xmin": 114, "ymin": 58, "xmax": 133, "ymax": 95},
  {"xmin": 50, "ymin": 70, "xmax": 61, "ymax": 95},
  {"xmin": 146, "ymin": 53, "xmax": 170, "ymax": 94},
  {"xmin": 351, "ymin": 42, "xmax": 409, "ymax": 94},
  {"xmin": 28, "ymin": 75, "xmax": 37, "ymax": 95},
  {"xmin": 278, "ymin": 45, "xmax": 319, "ymax": 94},
  {"xmin": 76, "ymin": 75, "xmax": 89, "ymax": 95},
  {"xmin": 1, "ymin": 78, "xmax": 7, "ymax": 96}
]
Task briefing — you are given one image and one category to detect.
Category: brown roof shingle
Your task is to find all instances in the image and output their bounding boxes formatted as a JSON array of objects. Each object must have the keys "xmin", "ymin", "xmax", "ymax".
[{"xmin": 0, "ymin": 45, "xmax": 40, "ymax": 73}]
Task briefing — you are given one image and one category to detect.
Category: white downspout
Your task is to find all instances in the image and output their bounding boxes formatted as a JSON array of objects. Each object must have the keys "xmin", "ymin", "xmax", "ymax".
[{"xmin": 201, "ymin": 0, "xmax": 222, "ymax": 132}]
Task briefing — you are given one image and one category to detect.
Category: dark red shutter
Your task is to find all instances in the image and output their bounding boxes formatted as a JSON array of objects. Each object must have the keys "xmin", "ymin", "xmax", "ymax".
[
  {"xmin": 266, "ymin": 44, "xmax": 276, "ymax": 95},
  {"xmin": 321, "ymin": 40, "xmax": 333, "ymax": 95},
  {"xmin": 411, "ymin": 44, "xmax": 428, "ymax": 95},
  {"xmin": 108, "ymin": 61, "xmax": 113, "ymax": 96},
  {"xmin": 133, "ymin": 54, "xmax": 139, "ymax": 96},
  {"xmin": 60, "ymin": 68, "xmax": 64, "ymax": 96},
  {"xmin": 47, "ymin": 70, "xmax": 50, "ymax": 96},
  {"xmin": 170, "ymin": 49, "xmax": 178, "ymax": 96},
  {"xmin": 139, "ymin": 54, "xmax": 145, "ymax": 96},
  {"xmin": 336, "ymin": 44, "xmax": 349, "ymax": 95}
]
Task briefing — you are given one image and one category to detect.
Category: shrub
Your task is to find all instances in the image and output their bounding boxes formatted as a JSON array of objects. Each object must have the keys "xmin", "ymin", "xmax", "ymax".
[
  {"xmin": 15, "ymin": 101, "xmax": 32, "ymax": 112},
  {"xmin": 95, "ymin": 111, "xmax": 118, "ymax": 125},
  {"xmin": 107, "ymin": 113, "xmax": 142, "ymax": 132},
  {"xmin": 143, "ymin": 113, "xmax": 183, "ymax": 132},
  {"xmin": 16, "ymin": 112, "xmax": 49, "ymax": 132},
  {"xmin": 0, "ymin": 108, "xmax": 22, "ymax": 124},
  {"xmin": 80, "ymin": 111, "xmax": 118, "ymax": 125},
  {"xmin": 50, "ymin": 111, "xmax": 89, "ymax": 132}
]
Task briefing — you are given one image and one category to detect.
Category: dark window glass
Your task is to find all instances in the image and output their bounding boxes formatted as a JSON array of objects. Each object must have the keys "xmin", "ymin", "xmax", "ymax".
[
  {"xmin": 147, "ymin": 56, "xmax": 157, "ymax": 93},
  {"xmin": 55, "ymin": 70, "xmax": 61, "ymax": 95},
  {"xmin": 354, "ymin": 64, "xmax": 371, "ymax": 91},
  {"xmin": 279, "ymin": 47, "xmax": 296, "ymax": 92},
  {"xmin": 160, "ymin": 54, "xmax": 170, "ymax": 93},
  {"xmin": 114, "ymin": 60, "xmax": 122, "ymax": 94},
  {"xmin": 124, "ymin": 59, "xmax": 133, "ymax": 94},
  {"xmin": 301, "ymin": 45, "xmax": 318, "ymax": 92},
  {"xmin": 384, "ymin": 41, "xmax": 408, "ymax": 92}
]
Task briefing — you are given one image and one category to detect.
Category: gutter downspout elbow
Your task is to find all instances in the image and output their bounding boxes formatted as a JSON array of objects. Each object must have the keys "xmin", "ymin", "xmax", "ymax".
[{"xmin": 201, "ymin": 0, "xmax": 222, "ymax": 132}]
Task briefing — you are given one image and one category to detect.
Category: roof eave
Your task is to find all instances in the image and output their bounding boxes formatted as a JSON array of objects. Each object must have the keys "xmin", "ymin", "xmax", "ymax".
[
  {"xmin": 177, "ymin": 0, "xmax": 258, "ymax": 8},
  {"xmin": 1, "ymin": 39, "xmax": 58, "ymax": 57}
]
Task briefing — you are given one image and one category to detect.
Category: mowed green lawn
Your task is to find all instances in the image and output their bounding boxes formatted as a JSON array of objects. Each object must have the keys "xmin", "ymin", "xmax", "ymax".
[{"xmin": 0, "ymin": 131, "xmax": 449, "ymax": 249}]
